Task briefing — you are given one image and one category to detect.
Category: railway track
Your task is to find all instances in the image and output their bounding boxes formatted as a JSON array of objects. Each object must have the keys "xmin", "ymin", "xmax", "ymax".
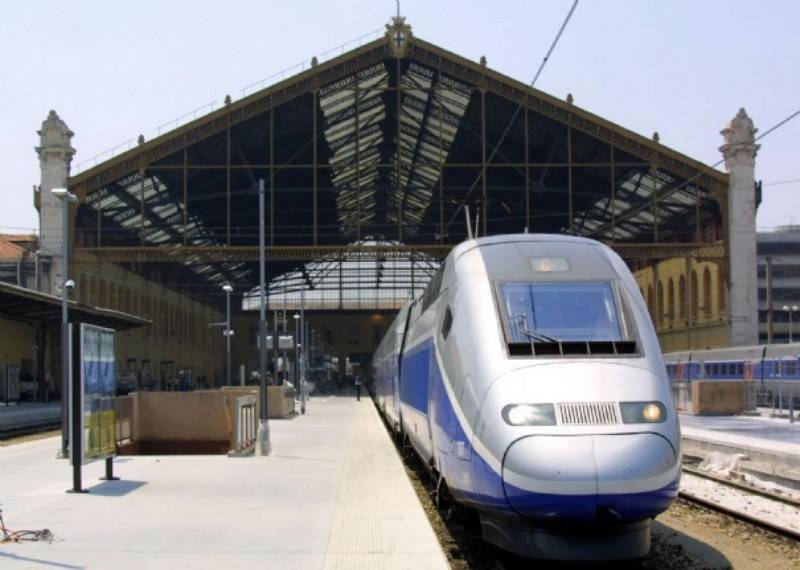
[
  {"xmin": 678, "ymin": 466, "xmax": 800, "ymax": 542},
  {"xmin": 0, "ymin": 422, "xmax": 60, "ymax": 442}
]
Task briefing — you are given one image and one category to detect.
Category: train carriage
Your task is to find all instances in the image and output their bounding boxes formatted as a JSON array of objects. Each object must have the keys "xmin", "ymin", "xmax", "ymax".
[{"xmin": 373, "ymin": 234, "xmax": 681, "ymax": 560}]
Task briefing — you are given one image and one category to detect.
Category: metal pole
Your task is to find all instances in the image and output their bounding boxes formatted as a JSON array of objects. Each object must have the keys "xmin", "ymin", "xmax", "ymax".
[
  {"xmin": 256, "ymin": 179, "xmax": 271, "ymax": 455},
  {"xmin": 282, "ymin": 296, "xmax": 287, "ymax": 385},
  {"xmin": 225, "ymin": 287, "xmax": 231, "ymax": 386},
  {"xmin": 766, "ymin": 256, "xmax": 774, "ymax": 344},
  {"xmin": 300, "ymin": 290, "xmax": 306, "ymax": 414},
  {"xmin": 59, "ymin": 193, "xmax": 71, "ymax": 457},
  {"xmin": 294, "ymin": 316, "xmax": 299, "ymax": 406}
]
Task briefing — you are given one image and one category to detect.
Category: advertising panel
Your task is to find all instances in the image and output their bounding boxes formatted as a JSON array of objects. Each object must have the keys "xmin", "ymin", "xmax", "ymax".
[{"xmin": 80, "ymin": 324, "xmax": 116, "ymax": 463}]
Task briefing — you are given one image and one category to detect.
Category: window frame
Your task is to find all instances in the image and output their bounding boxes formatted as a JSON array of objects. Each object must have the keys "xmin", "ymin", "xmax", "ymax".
[{"xmin": 493, "ymin": 279, "xmax": 640, "ymax": 352}]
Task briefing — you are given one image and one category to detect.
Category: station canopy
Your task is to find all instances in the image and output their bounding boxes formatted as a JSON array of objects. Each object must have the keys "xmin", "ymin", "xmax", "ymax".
[{"xmin": 70, "ymin": 17, "xmax": 727, "ymax": 310}]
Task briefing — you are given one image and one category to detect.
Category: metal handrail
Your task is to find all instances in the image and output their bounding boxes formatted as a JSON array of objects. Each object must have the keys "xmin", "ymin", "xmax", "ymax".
[{"xmin": 231, "ymin": 394, "xmax": 257, "ymax": 454}]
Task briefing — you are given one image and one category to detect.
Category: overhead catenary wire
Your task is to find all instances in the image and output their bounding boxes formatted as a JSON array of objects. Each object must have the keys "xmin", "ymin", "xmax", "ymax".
[
  {"xmin": 636, "ymin": 107, "xmax": 800, "ymax": 213},
  {"xmin": 441, "ymin": 0, "xmax": 580, "ymax": 238}
]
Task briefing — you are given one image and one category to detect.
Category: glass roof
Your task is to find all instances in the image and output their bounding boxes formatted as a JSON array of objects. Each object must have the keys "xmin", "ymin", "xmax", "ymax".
[
  {"xmin": 85, "ymin": 172, "xmax": 251, "ymax": 284},
  {"xmin": 243, "ymin": 238, "xmax": 439, "ymax": 311},
  {"xmin": 73, "ymin": 38, "xmax": 724, "ymax": 302}
]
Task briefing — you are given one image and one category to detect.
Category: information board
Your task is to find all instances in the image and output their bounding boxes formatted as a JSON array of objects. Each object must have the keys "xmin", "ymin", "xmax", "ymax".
[{"xmin": 79, "ymin": 324, "xmax": 116, "ymax": 463}]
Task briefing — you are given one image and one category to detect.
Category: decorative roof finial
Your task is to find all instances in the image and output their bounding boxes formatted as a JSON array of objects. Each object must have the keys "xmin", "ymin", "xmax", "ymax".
[
  {"xmin": 385, "ymin": 14, "xmax": 412, "ymax": 56},
  {"xmin": 36, "ymin": 109, "xmax": 75, "ymax": 164},
  {"xmin": 311, "ymin": 56, "xmax": 318, "ymax": 68},
  {"xmin": 138, "ymin": 134, "xmax": 145, "ymax": 146},
  {"xmin": 720, "ymin": 107, "xmax": 760, "ymax": 165},
  {"xmin": 480, "ymin": 55, "xmax": 487, "ymax": 67},
  {"xmin": 224, "ymin": 94, "xmax": 232, "ymax": 106},
  {"xmin": 566, "ymin": 93, "xmax": 574, "ymax": 105},
  {"xmin": 652, "ymin": 131, "xmax": 660, "ymax": 143}
]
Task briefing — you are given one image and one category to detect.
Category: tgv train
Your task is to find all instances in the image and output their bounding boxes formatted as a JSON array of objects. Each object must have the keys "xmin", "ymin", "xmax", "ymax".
[
  {"xmin": 372, "ymin": 234, "xmax": 680, "ymax": 560},
  {"xmin": 665, "ymin": 343, "xmax": 800, "ymax": 382}
]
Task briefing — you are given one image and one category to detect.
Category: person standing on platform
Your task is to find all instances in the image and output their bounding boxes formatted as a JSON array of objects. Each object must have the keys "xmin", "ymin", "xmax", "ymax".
[{"xmin": 354, "ymin": 374, "xmax": 362, "ymax": 401}]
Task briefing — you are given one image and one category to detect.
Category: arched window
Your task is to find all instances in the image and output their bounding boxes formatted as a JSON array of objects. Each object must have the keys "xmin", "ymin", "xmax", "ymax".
[
  {"xmin": 691, "ymin": 270, "xmax": 699, "ymax": 321},
  {"xmin": 718, "ymin": 271, "xmax": 726, "ymax": 316},
  {"xmin": 647, "ymin": 285, "xmax": 654, "ymax": 320},
  {"xmin": 703, "ymin": 267, "xmax": 712, "ymax": 318},
  {"xmin": 657, "ymin": 281, "xmax": 664, "ymax": 325},
  {"xmin": 678, "ymin": 275, "xmax": 686, "ymax": 321},
  {"xmin": 667, "ymin": 279, "xmax": 675, "ymax": 323}
]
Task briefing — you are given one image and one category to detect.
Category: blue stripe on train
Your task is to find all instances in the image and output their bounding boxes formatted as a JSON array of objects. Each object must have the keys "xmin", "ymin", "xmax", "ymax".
[
  {"xmin": 407, "ymin": 338, "xmax": 679, "ymax": 522},
  {"xmin": 400, "ymin": 339, "xmax": 434, "ymax": 414}
]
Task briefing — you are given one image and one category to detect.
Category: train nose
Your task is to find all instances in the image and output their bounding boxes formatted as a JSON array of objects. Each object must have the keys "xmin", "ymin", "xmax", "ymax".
[{"xmin": 501, "ymin": 434, "xmax": 679, "ymax": 522}]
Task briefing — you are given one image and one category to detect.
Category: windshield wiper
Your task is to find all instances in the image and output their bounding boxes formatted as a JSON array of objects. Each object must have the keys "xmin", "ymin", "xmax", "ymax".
[{"xmin": 519, "ymin": 328, "xmax": 560, "ymax": 343}]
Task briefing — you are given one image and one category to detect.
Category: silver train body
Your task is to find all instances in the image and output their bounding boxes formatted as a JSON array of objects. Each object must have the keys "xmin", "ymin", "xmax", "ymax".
[{"xmin": 373, "ymin": 234, "xmax": 680, "ymax": 560}]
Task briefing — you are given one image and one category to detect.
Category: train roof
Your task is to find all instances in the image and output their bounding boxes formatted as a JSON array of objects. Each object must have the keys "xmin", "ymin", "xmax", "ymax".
[{"xmin": 450, "ymin": 233, "xmax": 606, "ymax": 261}]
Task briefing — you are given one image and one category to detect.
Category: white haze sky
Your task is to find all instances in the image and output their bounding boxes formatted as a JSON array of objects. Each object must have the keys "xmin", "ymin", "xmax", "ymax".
[{"xmin": 1, "ymin": 0, "xmax": 798, "ymax": 234}]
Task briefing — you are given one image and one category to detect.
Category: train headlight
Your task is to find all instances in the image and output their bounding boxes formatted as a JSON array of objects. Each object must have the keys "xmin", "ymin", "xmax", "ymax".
[
  {"xmin": 502, "ymin": 403, "xmax": 556, "ymax": 426},
  {"xmin": 620, "ymin": 401, "xmax": 666, "ymax": 424}
]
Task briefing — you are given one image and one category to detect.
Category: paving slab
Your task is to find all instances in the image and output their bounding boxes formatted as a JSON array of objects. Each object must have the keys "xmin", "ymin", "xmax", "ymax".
[{"xmin": 0, "ymin": 395, "xmax": 448, "ymax": 570}]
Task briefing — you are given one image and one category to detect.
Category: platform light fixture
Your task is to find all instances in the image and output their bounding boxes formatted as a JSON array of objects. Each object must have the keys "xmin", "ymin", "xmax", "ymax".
[{"xmin": 222, "ymin": 282, "xmax": 233, "ymax": 386}]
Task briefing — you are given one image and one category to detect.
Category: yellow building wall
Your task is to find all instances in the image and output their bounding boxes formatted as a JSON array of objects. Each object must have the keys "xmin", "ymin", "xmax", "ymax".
[
  {"xmin": 75, "ymin": 254, "xmax": 225, "ymax": 386},
  {"xmin": 634, "ymin": 257, "xmax": 730, "ymax": 352},
  {"xmin": 0, "ymin": 319, "xmax": 34, "ymax": 372}
]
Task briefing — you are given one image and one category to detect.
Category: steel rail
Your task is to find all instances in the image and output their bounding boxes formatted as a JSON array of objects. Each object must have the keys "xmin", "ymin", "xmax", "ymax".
[
  {"xmin": 682, "ymin": 464, "xmax": 800, "ymax": 508},
  {"xmin": 678, "ymin": 480, "xmax": 800, "ymax": 542},
  {"xmin": 0, "ymin": 423, "xmax": 60, "ymax": 441}
]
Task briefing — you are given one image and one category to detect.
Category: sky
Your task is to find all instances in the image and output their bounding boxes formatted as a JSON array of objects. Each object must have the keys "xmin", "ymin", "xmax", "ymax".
[{"xmin": 1, "ymin": 0, "xmax": 798, "ymax": 235}]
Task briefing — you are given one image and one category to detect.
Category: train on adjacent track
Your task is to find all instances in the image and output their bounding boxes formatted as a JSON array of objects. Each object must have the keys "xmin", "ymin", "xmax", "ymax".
[
  {"xmin": 372, "ymin": 234, "xmax": 680, "ymax": 560},
  {"xmin": 664, "ymin": 343, "xmax": 800, "ymax": 383}
]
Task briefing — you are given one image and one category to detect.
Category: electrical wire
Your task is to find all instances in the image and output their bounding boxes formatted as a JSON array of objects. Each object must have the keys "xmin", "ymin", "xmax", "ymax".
[
  {"xmin": 441, "ymin": 0, "xmax": 579, "ymax": 237},
  {"xmin": 763, "ymin": 178, "xmax": 800, "ymax": 187}
]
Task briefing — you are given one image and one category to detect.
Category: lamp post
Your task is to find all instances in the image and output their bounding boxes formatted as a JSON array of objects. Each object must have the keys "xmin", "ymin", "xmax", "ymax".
[
  {"xmin": 256, "ymin": 179, "xmax": 270, "ymax": 455},
  {"xmin": 222, "ymin": 282, "xmax": 233, "ymax": 386},
  {"xmin": 783, "ymin": 304, "xmax": 799, "ymax": 343},
  {"xmin": 293, "ymin": 313, "xmax": 300, "ymax": 410},
  {"xmin": 300, "ymin": 289, "xmax": 306, "ymax": 414},
  {"xmin": 52, "ymin": 188, "xmax": 78, "ymax": 457}
]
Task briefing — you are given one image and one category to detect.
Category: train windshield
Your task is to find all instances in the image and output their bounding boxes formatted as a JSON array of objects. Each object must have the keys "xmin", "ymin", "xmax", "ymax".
[{"xmin": 500, "ymin": 282, "xmax": 624, "ymax": 342}]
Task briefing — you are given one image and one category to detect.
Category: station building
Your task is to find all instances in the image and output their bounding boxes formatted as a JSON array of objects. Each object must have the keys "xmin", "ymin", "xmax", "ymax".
[
  {"xmin": 757, "ymin": 226, "xmax": 800, "ymax": 343},
  {"xmin": 3, "ymin": 17, "xmax": 765, "ymax": 398}
]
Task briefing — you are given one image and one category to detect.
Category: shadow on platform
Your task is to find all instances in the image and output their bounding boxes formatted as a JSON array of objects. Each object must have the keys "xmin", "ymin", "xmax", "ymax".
[
  {"xmin": 85, "ymin": 480, "xmax": 146, "ymax": 497},
  {"xmin": 0, "ymin": 551, "xmax": 84, "ymax": 569}
]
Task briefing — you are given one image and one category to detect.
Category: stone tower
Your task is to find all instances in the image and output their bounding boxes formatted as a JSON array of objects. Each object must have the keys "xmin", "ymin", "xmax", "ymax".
[
  {"xmin": 720, "ymin": 108, "xmax": 760, "ymax": 346},
  {"xmin": 35, "ymin": 110, "xmax": 75, "ymax": 294}
]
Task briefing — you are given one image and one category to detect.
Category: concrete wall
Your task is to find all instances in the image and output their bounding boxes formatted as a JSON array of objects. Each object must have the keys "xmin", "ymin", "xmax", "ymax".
[
  {"xmin": 115, "ymin": 387, "xmax": 294, "ymax": 452},
  {"xmin": 691, "ymin": 381, "xmax": 746, "ymax": 415}
]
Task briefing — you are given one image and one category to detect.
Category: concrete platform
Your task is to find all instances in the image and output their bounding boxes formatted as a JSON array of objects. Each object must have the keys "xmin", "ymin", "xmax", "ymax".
[
  {"xmin": 0, "ymin": 402, "xmax": 60, "ymax": 433},
  {"xmin": 680, "ymin": 413, "xmax": 800, "ymax": 487},
  {"xmin": 0, "ymin": 396, "xmax": 448, "ymax": 569}
]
